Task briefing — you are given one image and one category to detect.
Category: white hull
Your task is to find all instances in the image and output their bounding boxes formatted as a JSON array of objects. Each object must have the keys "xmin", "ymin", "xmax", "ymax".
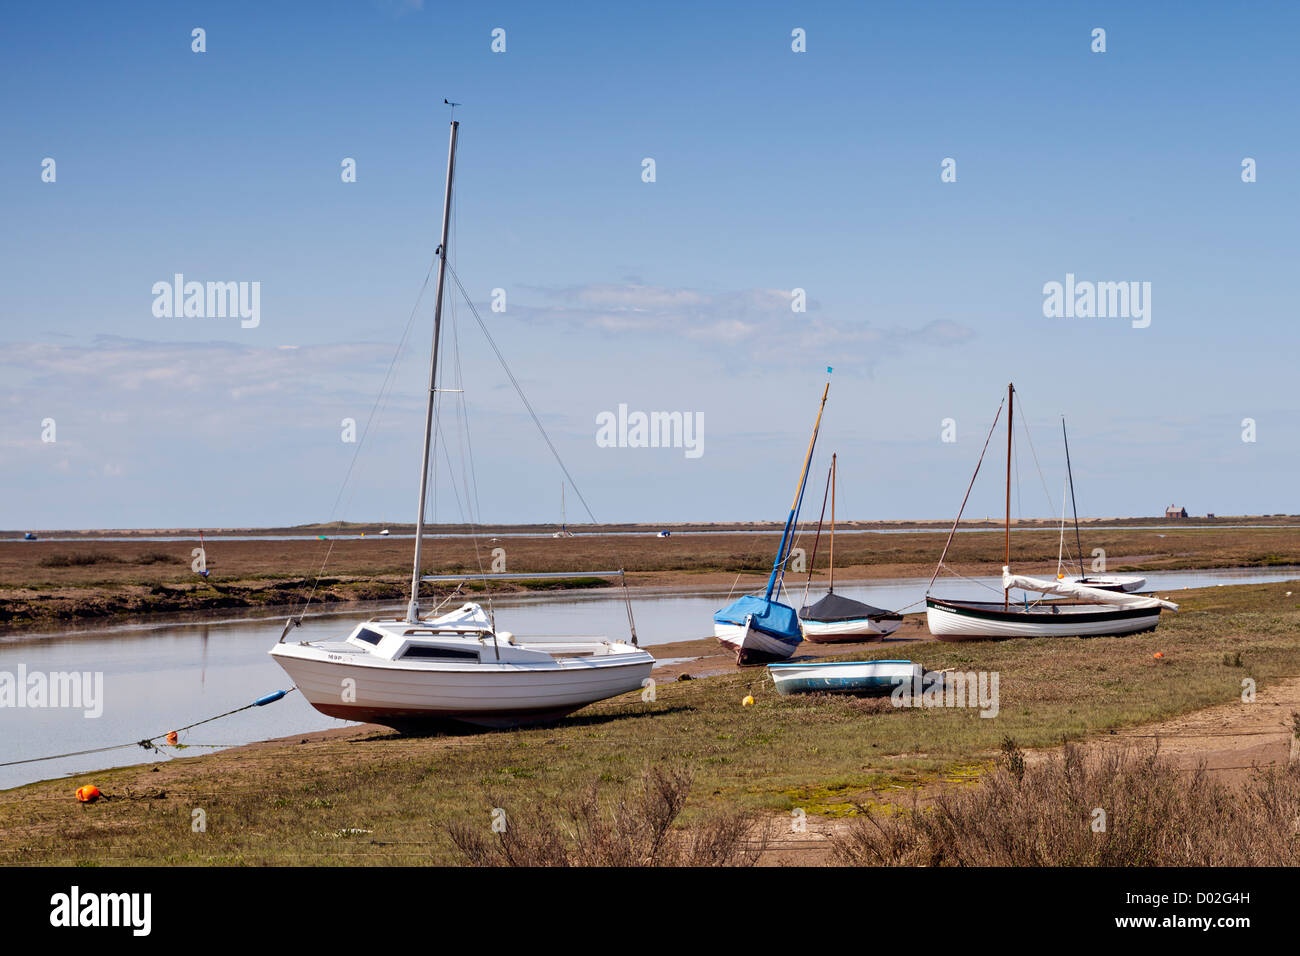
[
  {"xmin": 713, "ymin": 619, "xmax": 799, "ymax": 665},
  {"xmin": 799, "ymin": 616, "xmax": 902, "ymax": 640},
  {"xmin": 271, "ymin": 626, "xmax": 652, "ymax": 729},
  {"xmin": 926, "ymin": 599, "xmax": 1162, "ymax": 641},
  {"xmin": 769, "ymin": 659, "xmax": 921, "ymax": 695},
  {"xmin": 1062, "ymin": 574, "xmax": 1146, "ymax": 593}
]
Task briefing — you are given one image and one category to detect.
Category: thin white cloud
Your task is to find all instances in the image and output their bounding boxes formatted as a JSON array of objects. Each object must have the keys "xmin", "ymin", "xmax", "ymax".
[{"xmin": 509, "ymin": 282, "xmax": 975, "ymax": 361}]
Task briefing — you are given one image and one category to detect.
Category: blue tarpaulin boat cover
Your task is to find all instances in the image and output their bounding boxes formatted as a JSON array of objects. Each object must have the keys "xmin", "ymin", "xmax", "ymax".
[{"xmin": 713, "ymin": 594, "xmax": 801, "ymax": 640}]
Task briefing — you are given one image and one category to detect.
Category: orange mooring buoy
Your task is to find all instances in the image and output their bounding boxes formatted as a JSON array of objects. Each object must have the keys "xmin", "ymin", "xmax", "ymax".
[
  {"xmin": 76, "ymin": 785, "xmax": 101, "ymax": 803},
  {"xmin": 166, "ymin": 731, "xmax": 179, "ymax": 746}
]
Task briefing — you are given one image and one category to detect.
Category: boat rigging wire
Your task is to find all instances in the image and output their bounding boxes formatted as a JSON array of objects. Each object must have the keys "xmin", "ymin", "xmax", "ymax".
[
  {"xmin": 1015, "ymin": 394, "xmax": 1080, "ymax": 570},
  {"xmin": 1062, "ymin": 416, "xmax": 1087, "ymax": 578},
  {"xmin": 444, "ymin": 261, "xmax": 642, "ymax": 647},
  {"xmin": 800, "ymin": 460, "xmax": 834, "ymax": 609},
  {"xmin": 446, "ymin": 263, "xmax": 600, "ymax": 527},
  {"xmin": 283, "ymin": 254, "xmax": 440, "ymax": 634},
  {"xmin": 926, "ymin": 396, "xmax": 1006, "ymax": 594}
]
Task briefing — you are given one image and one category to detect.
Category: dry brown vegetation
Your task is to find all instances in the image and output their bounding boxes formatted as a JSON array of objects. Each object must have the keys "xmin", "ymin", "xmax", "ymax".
[
  {"xmin": 831, "ymin": 739, "xmax": 1300, "ymax": 866},
  {"xmin": 445, "ymin": 766, "xmax": 766, "ymax": 866}
]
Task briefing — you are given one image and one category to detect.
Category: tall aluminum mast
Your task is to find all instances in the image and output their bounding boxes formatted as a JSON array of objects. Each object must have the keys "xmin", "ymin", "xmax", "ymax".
[{"xmin": 407, "ymin": 119, "xmax": 459, "ymax": 623}]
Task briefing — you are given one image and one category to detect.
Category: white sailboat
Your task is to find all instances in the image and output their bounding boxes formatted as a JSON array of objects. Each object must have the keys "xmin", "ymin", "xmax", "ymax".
[
  {"xmin": 552, "ymin": 483, "xmax": 575, "ymax": 538},
  {"xmin": 271, "ymin": 118, "xmax": 653, "ymax": 729},
  {"xmin": 925, "ymin": 384, "xmax": 1177, "ymax": 641}
]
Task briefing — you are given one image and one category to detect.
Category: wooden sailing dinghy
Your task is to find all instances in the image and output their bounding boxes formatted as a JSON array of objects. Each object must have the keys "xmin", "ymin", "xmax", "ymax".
[
  {"xmin": 714, "ymin": 377, "xmax": 830, "ymax": 665},
  {"xmin": 271, "ymin": 118, "xmax": 653, "ymax": 728},
  {"xmin": 798, "ymin": 454, "xmax": 902, "ymax": 641},
  {"xmin": 924, "ymin": 384, "xmax": 1177, "ymax": 641}
]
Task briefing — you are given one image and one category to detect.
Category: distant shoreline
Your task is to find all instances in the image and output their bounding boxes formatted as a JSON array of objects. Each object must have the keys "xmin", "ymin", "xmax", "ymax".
[
  {"xmin": 3, "ymin": 520, "xmax": 1300, "ymax": 634},
  {"xmin": 5, "ymin": 514, "xmax": 1297, "ymax": 537}
]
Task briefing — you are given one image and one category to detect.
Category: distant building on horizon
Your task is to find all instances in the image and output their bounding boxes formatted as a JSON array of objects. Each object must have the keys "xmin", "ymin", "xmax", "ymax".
[{"xmin": 1165, "ymin": 504, "xmax": 1188, "ymax": 519}]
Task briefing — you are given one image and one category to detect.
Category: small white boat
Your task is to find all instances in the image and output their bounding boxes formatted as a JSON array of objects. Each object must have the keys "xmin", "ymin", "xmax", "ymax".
[
  {"xmin": 271, "ymin": 603, "xmax": 652, "ymax": 729},
  {"xmin": 1061, "ymin": 574, "xmax": 1146, "ymax": 593},
  {"xmin": 768, "ymin": 659, "xmax": 922, "ymax": 696},
  {"xmin": 379, "ymin": 529, "xmax": 390, "ymax": 536},
  {"xmin": 800, "ymin": 609, "xmax": 902, "ymax": 640}
]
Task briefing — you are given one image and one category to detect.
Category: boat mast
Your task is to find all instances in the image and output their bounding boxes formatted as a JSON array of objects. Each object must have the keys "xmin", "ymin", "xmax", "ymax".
[
  {"xmin": 766, "ymin": 380, "xmax": 830, "ymax": 602},
  {"xmin": 1062, "ymin": 417, "xmax": 1086, "ymax": 579},
  {"xmin": 798, "ymin": 461, "xmax": 833, "ymax": 610},
  {"xmin": 1003, "ymin": 382, "xmax": 1014, "ymax": 610},
  {"xmin": 406, "ymin": 119, "xmax": 460, "ymax": 623},
  {"xmin": 829, "ymin": 453, "xmax": 837, "ymax": 593}
]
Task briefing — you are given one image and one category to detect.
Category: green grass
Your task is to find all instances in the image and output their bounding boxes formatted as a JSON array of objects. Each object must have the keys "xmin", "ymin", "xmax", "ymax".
[{"xmin": 1, "ymin": 581, "xmax": 1298, "ymax": 865}]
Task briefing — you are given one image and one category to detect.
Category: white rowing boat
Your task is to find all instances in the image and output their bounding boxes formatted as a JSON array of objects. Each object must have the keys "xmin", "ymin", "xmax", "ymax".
[{"xmin": 768, "ymin": 659, "xmax": 921, "ymax": 696}]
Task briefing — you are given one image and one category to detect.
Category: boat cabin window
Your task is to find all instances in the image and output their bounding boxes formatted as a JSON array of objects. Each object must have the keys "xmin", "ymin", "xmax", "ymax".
[
  {"xmin": 354, "ymin": 628, "xmax": 386, "ymax": 646},
  {"xmin": 400, "ymin": 645, "xmax": 480, "ymax": 662}
]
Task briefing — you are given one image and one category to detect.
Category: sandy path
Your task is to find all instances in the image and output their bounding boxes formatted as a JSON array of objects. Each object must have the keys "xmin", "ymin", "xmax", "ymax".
[
  {"xmin": 1051, "ymin": 675, "xmax": 1300, "ymax": 783},
  {"xmin": 755, "ymin": 674, "xmax": 1300, "ymax": 866}
]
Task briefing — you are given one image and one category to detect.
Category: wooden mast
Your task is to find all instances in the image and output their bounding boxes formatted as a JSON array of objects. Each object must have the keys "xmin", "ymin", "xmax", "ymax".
[
  {"xmin": 829, "ymin": 453, "xmax": 837, "ymax": 593},
  {"xmin": 407, "ymin": 119, "xmax": 459, "ymax": 623},
  {"xmin": 1004, "ymin": 382, "xmax": 1014, "ymax": 610},
  {"xmin": 1062, "ymin": 418, "xmax": 1086, "ymax": 578},
  {"xmin": 765, "ymin": 380, "xmax": 830, "ymax": 602}
]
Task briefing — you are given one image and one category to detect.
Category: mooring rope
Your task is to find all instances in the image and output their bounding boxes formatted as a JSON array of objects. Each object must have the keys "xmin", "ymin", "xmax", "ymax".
[{"xmin": 0, "ymin": 688, "xmax": 296, "ymax": 768}]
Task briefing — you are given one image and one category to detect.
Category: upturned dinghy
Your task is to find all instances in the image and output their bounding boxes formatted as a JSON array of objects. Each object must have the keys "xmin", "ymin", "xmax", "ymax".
[
  {"xmin": 271, "ymin": 118, "xmax": 653, "ymax": 728},
  {"xmin": 768, "ymin": 659, "xmax": 922, "ymax": 696},
  {"xmin": 714, "ymin": 376, "xmax": 830, "ymax": 665},
  {"xmin": 798, "ymin": 453, "xmax": 902, "ymax": 641},
  {"xmin": 924, "ymin": 384, "xmax": 1176, "ymax": 641}
]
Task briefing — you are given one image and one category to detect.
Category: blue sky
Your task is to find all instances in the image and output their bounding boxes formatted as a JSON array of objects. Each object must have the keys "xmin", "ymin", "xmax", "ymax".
[{"xmin": 2, "ymin": 1, "xmax": 1296, "ymax": 529}]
